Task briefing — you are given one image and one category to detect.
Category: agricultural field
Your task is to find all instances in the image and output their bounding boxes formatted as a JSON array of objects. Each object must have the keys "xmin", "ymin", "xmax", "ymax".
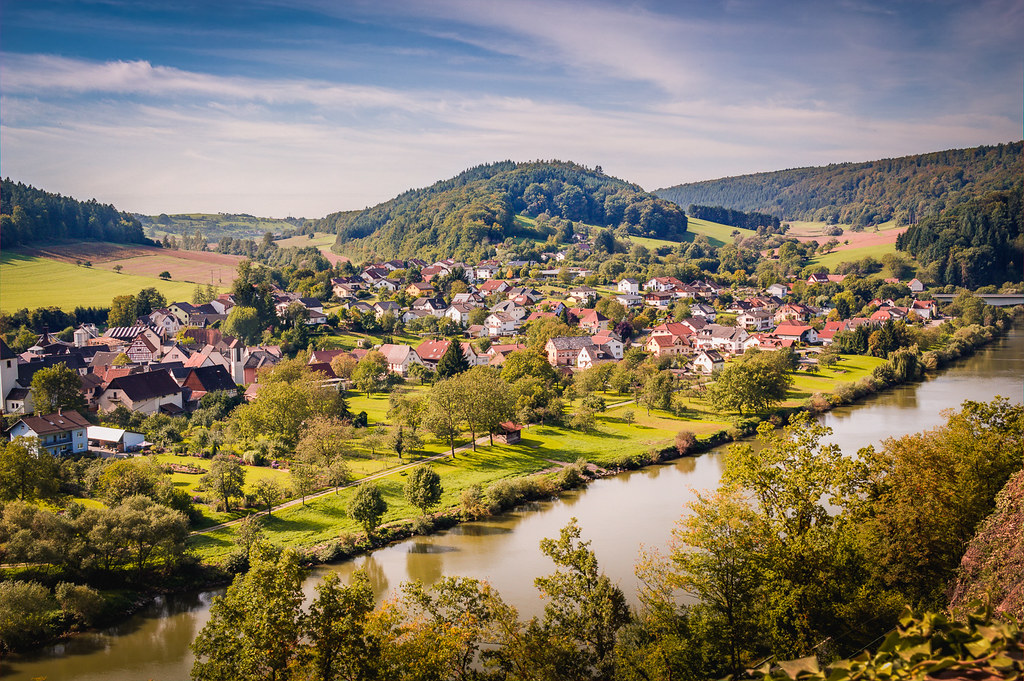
[
  {"xmin": 788, "ymin": 219, "xmax": 906, "ymax": 268},
  {"xmin": 0, "ymin": 250, "xmax": 203, "ymax": 312},
  {"xmin": 273, "ymin": 232, "xmax": 337, "ymax": 249},
  {"xmin": 809, "ymin": 241, "xmax": 902, "ymax": 269},
  {"xmin": 18, "ymin": 241, "xmax": 245, "ymax": 285}
]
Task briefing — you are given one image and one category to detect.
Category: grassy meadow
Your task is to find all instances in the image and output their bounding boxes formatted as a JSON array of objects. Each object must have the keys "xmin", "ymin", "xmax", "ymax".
[
  {"xmin": 0, "ymin": 250, "xmax": 204, "ymax": 312},
  {"xmin": 187, "ymin": 352, "xmax": 881, "ymax": 562}
]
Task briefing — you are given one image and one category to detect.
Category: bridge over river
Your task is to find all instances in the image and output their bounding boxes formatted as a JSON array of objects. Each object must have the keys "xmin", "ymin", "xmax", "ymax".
[{"xmin": 932, "ymin": 292, "xmax": 1023, "ymax": 306}]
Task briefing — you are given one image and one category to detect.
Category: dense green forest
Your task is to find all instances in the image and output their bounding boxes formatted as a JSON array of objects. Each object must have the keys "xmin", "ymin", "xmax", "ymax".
[
  {"xmin": 317, "ymin": 161, "xmax": 687, "ymax": 261},
  {"xmin": 656, "ymin": 141, "xmax": 1023, "ymax": 227},
  {"xmin": 896, "ymin": 184, "xmax": 1023, "ymax": 287},
  {"xmin": 687, "ymin": 204, "xmax": 782, "ymax": 232},
  {"xmin": 0, "ymin": 178, "xmax": 149, "ymax": 247}
]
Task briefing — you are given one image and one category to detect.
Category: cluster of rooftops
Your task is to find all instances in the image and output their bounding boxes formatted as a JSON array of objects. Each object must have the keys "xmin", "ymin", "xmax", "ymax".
[{"xmin": 1, "ymin": 254, "xmax": 938, "ymax": 428}]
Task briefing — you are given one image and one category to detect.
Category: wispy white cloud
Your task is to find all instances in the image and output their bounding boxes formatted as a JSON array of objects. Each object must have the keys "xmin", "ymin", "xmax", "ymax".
[{"xmin": 3, "ymin": 52, "xmax": 1017, "ymax": 217}]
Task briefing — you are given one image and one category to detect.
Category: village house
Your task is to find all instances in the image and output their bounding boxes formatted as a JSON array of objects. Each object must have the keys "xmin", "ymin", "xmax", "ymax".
[
  {"xmin": 571, "ymin": 308, "xmax": 610, "ymax": 334},
  {"xmin": 643, "ymin": 291, "xmax": 675, "ymax": 309},
  {"xmin": 444, "ymin": 303, "xmax": 476, "ymax": 325},
  {"xmin": 9, "ymin": 409, "xmax": 90, "ymax": 456},
  {"xmin": 692, "ymin": 324, "xmax": 749, "ymax": 354},
  {"xmin": 767, "ymin": 283, "xmax": 789, "ymax": 298},
  {"xmin": 406, "ymin": 282, "xmax": 435, "ymax": 297},
  {"xmin": 97, "ymin": 369, "xmax": 184, "ymax": 415},
  {"xmin": 377, "ymin": 344, "xmax": 421, "ymax": 376},
  {"xmin": 691, "ymin": 349, "xmax": 725, "ymax": 375},
  {"xmin": 774, "ymin": 302, "xmax": 815, "ymax": 324},
  {"xmin": 546, "ymin": 336, "xmax": 599, "ymax": 366},
  {"xmin": 566, "ymin": 286, "xmax": 599, "ymax": 306},
  {"xmin": 690, "ymin": 303, "xmax": 717, "ymax": 321},
  {"xmin": 484, "ymin": 312, "xmax": 520, "ymax": 337},
  {"xmin": 575, "ymin": 343, "xmax": 615, "ymax": 369},
  {"xmin": 737, "ymin": 308, "xmax": 775, "ymax": 332},
  {"xmin": 645, "ymin": 334, "xmax": 691, "ymax": 358},
  {"xmin": 617, "ymin": 278, "xmax": 640, "ymax": 294},
  {"xmin": 773, "ymin": 322, "xmax": 819, "ymax": 344},
  {"xmin": 589, "ymin": 330, "xmax": 624, "ymax": 359},
  {"xmin": 644, "ymin": 276, "xmax": 685, "ymax": 292}
]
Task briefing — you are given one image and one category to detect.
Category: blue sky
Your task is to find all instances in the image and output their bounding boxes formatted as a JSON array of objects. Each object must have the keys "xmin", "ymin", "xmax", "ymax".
[{"xmin": 2, "ymin": 0, "xmax": 1021, "ymax": 217}]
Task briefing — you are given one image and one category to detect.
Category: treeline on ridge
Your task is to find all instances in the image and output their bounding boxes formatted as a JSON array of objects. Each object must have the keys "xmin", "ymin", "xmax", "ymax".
[
  {"xmin": 896, "ymin": 184, "xmax": 1023, "ymax": 287},
  {"xmin": 687, "ymin": 204, "xmax": 782, "ymax": 232},
  {"xmin": 316, "ymin": 160, "xmax": 687, "ymax": 262},
  {"xmin": 1, "ymin": 178, "xmax": 149, "ymax": 247},
  {"xmin": 656, "ymin": 141, "xmax": 1023, "ymax": 227}
]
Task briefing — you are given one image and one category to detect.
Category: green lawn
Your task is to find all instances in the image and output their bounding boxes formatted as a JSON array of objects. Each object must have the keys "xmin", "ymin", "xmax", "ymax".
[
  {"xmin": 187, "ymin": 352, "xmax": 890, "ymax": 561},
  {"xmin": 190, "ymin": 437, "xmax": 557, "ymax": 561},
  {"xmin": 0, "ymin": 251, "xmax": 203, "ymax": 312},
  {"xmin": 809, "ymin": 241, "xmax": 900, "ymax": 269},
  {"xmin": 785, "ymin": 354, "xmax": 886, "ymax": 403},
  {"xmin": 629, "ymin": 217, "xmax": 756, "ymax": 251},
  {"xmin": 273, "ymin": 232, "xmax": 337, "ymax": 249}
]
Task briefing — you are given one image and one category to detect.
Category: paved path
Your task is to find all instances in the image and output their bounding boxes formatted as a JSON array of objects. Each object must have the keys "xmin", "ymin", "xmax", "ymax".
[{"xmin": 192, "ymin": 434, "xmax": 491, "ymax": 535}]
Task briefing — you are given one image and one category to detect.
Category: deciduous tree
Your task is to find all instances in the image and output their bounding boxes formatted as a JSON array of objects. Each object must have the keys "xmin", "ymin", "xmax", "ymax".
[{"xmin": 30, "ymin": 362, "xmax": 86, "ymax": 414}]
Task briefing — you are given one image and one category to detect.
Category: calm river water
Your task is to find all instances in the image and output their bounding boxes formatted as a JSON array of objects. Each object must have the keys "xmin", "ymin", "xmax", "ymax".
[{"xmin": 6, "ymin": 327, "xmax": 1023, "ymax": 681}]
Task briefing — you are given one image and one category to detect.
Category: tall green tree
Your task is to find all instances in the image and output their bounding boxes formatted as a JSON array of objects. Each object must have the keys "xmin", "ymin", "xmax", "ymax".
[
  {"xmin": 435, "ymin": 340, "xmax": 470, "ymax": 379},
  {"xmin": 349, "ymin": 483, "xmax": 387, "ymax": 536},
  {"xmin": 192, "ymin": 546, "xmax": 306, "ymax": 681},
  {"xmin": 424, "ymin": 377, "xmax": 466, "ymax": 456},
  {"xmin": 529, "ymin": 518, "xmax": 632, "ymax": 679},
  {"xmin": 29, "ymin": 362, "xmax": 86, "ymax": 414},
  {"xmin": 0, "ymin": 438, "xmax": 60, "ymax": 502},
  {"xmin": 106, "ymin": 294, "xmax": 137, "ymax": 328},
  {"xmin": 461, "ymin": 365, "xmax": 515, "ymax": 447},
  {"xmin": 404, "ymin": 466, "xmax": 443, "ymax": 516},
  {"xmin": 352, "ymin": 351, "xmax": 390, "ymax": 396},
  {"xmin": 706, "ymin": 350, "xmax": 792, "ymax": 415},
  {"xmin": 134, "ymin": 287, "xmax": 167, "ymax": 317},
  {"xmin": 223, "ymin": 306, "xmax": 263, "ymax": 345},
  {"xmin": 199, "ymin": 455, "xmax": 245, "ymax": 512},
  {"xmin": 302, "ymin": 570, "xmax": 382, "ymax": 681}
]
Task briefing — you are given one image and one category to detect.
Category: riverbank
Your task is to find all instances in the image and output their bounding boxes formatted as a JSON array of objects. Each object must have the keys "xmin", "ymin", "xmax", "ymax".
[{"xmin": 193, "ymin": 312, "xmax": 1020, "ymax": 568}]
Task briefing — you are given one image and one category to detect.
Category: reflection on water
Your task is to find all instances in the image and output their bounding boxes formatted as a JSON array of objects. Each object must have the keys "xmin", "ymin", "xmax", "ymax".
[{"xmin": 10, "ymin": 327, "xmax": 1023, "ymax": 681}]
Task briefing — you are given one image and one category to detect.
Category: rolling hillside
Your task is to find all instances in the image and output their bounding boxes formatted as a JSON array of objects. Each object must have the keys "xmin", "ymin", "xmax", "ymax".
[
  {"xmin": 655, "ymin": 141, "xmax": 1023, "ymax": 227},
  {"xmin": 316, "ymin": 160, "xmax": 687, "ymax": 262}
]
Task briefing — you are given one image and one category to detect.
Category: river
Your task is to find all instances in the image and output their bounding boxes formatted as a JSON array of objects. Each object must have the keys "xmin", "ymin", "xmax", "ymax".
[{"xmin": 6, "ymin": 327, "xmax": 1023, "ymax": 681}]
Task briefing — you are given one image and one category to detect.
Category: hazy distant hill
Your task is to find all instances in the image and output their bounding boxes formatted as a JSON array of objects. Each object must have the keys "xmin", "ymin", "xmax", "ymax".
[
  {"xmin": 1, "ymin": 178, "xmax": 148, "ymax": 247},
  {"xmin": 317, "ymin": 160, "xmax": 687, "ymax": 261},
  {"xmin": 656, "ymin": 141, "xmax": 1023, "ymax": 228},
  {"xmin": 139, "ymin": 212, "xmax": 309, "ymax": 242}
]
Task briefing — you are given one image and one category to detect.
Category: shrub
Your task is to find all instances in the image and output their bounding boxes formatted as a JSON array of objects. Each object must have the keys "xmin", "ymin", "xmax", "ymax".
[
  {"xmin": 675, "ymin": 430, "xmax": 697, "ymax": 456},
  {"xmin": 0, "ymin": 580, "xmax": 60, "ymax": 652},
  {"xmin": 54, "ymin": 583, "xmax": 104, "ymax": 626},
  {"xmin": 460, "ymin": 485, "xmax": 488, "ymax": 520}
]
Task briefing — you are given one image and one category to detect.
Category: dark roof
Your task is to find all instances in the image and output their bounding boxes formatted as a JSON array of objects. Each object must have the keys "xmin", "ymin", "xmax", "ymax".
[
  {"xmin": 18, "ymin": 357, "xmax": 86, "ymax": 385},
  {"xmin": 106, "ymin": 370, "xmax": 182, "ymax": 401},
  {"xmin": 548, "ymin": 336, "xmax": 596, "ymax": 350},
  {"xmin": 0, "ymin": 338, "xmax": 16, "ymax": 360},
  {"xmin": 185, "ymin": 365, "xmax": 237, "ymax": 393},
  {"xmin": 16, "ymin": 409, "xmax": 90, "ymax": 435}
]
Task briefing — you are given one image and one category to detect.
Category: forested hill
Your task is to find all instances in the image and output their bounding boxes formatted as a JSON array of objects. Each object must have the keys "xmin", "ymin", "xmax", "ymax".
[
  {"xmin": 896, "ymin": 183, "xmax": 1023, "ymax": 287},
  {"xmin": 1, "ymin": 178, "xmax": 149, "ymax": 247},
  {"xmin": 655, "ymin": 141, "xmax": 1023, "ymax": 228},
  {"xmin": 317, "ymin": 161, "xmax": 687, "ymax": 261}
]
